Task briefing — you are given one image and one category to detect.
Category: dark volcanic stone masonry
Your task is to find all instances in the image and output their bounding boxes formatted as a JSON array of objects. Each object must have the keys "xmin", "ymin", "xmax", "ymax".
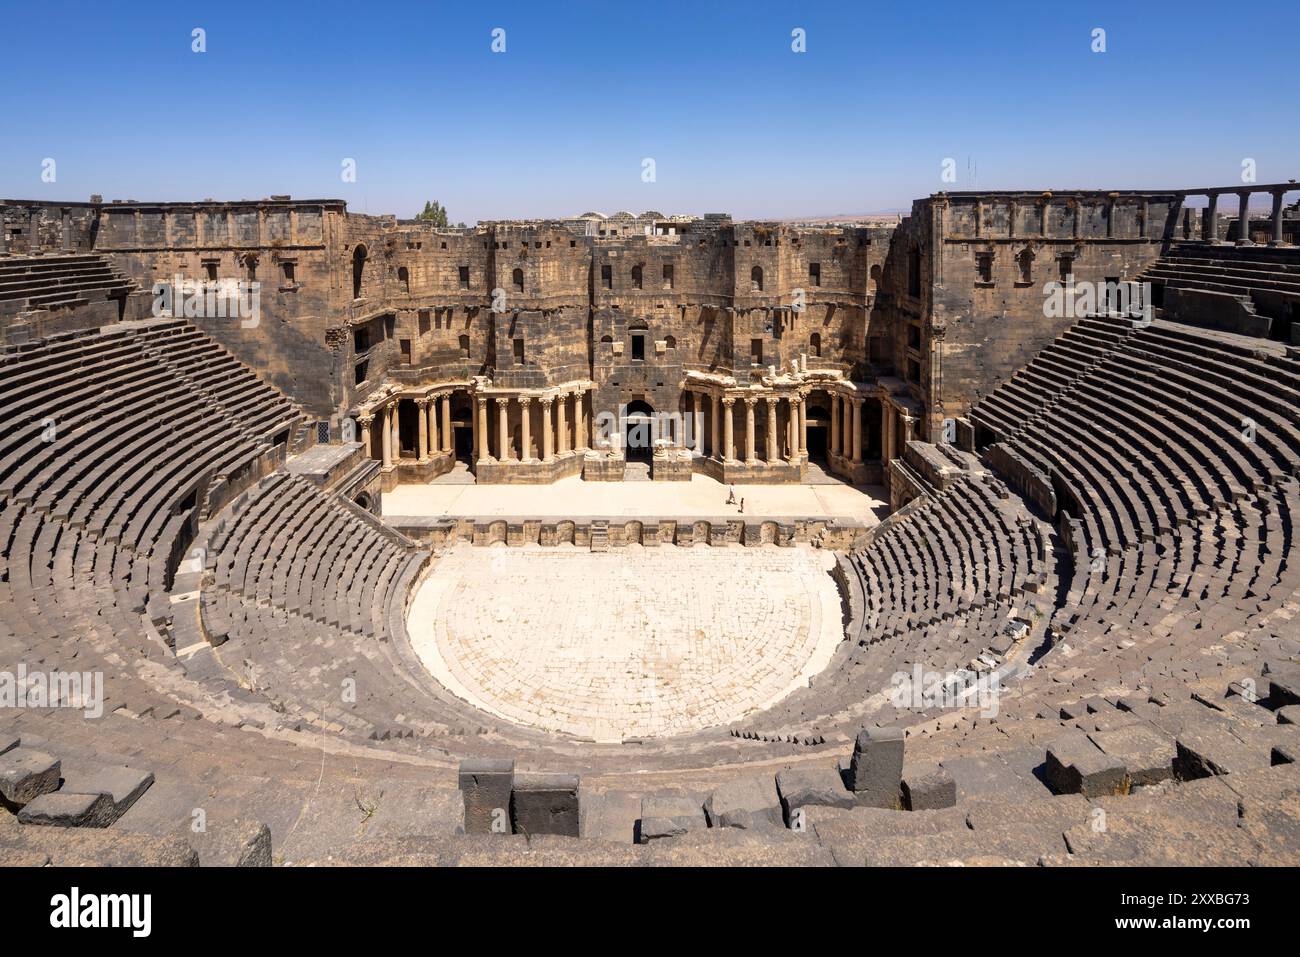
[{"xmin": 1, "ymin": 184, "xmax": 1299, "ymax": 865}]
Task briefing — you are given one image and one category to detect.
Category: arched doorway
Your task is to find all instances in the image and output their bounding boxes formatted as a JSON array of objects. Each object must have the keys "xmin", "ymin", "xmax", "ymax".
[
  {"xmin": 352, "ymin": 245, "xmax": 367, "ymax": 299},
  {"xmin": 450, "ymin": 392, "xmax": 474, "ymax": 465},
  {"xmin": 806, "ymin": 399, "xmax": 831, "ymax": 464},
  {"xmin": 624, "ymin": 399, "xmax": 655, "ymax": 466}
]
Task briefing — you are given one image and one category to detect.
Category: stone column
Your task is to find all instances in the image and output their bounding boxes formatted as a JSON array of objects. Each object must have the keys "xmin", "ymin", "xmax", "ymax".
[
  {"xmin": 851, "ymin": 399, "xmax": 863, "ymax": 464},
  {"xmin": 798, "ymin": 392, "xmax": 808, "ymax": 454},
  {"xmin": 475, "ymin": 397, "xmax": 488, "ymax": 462},
  {"xmin": 881, "ymin": 401, "xmax": 893, "ymax": 467},
  {"xmin": 786, "ymin": 399, "xmax": 798, "ymax": 464},
  {"xmin": 381, "ymin": 404, "xmax": 393, "ymax": 467},
  {"xmin": 557, "ymin": 392, "xmax": 569, "ymax": 455},
  {"xmin": 497, "ymin": 397, "xmax": 510, "ymax": 461},
  {"xmin": 416, "ymin": 397, "xmax": 430, "ymax": 462},
  {"xmin": 744, "ymin": 398, "xmax": 757, "ymax": 465},
  {"xmin": 577, "ymin": 389, "xmax": 588, "ymax": 450},
  {"xmin": 711, "ymin": 393, "xmax": 721, "ymax": 460},
  {"xmin": 692, "ymin": 392, "xmax": 704, "ymax": 455},
  {"xmin": 440, "ymin": 394, "xmax": 452, "ymax": 453},
  {"xmin": 390, "ymin": 401, "xmax": 401, "ymax": 462},
  {"xmin": 1272, "ymin": 190, "xmax": 1288, "ymax": 246},
  {"xmin": 765, "ymin": 397, "xmax": 778, "ymax": 462},
  {"xmin": 520, "ymin": 396, "xmax": 533, "ymax": 462},
  {"xmin": 427, "ymin": 397, "xmax": 439, "ymax": 457},
  {"xmin": 831, "ymin": 395, "xmax": 841, "ymax": 457},
  {"xmin": 1236, "ymin": 191, "xmax": 1253, "ymax": 245},
  {"xmin": 1204, "ymin": 193, "xmax": 1219, "ymax": 243},
  {"xmin": 359, "ymin": 415, "xmax": 373, "ymax": 459},
  {"xmin": 541, "ymin": 397, "xmax": 555, "ymax": 462},
  {"xmin": 722, "ymin": 398, "xmax": 736, "ymax": 463}
]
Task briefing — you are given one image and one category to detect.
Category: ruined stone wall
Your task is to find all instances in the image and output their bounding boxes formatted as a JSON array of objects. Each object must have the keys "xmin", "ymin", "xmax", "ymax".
[
  {"xmin": 878, "ymin": 191, "xmax": 1178, "ymax": 438},
  {"xmin": 0, "ymin": 201, "xmax": 99, "ymax": 253}
]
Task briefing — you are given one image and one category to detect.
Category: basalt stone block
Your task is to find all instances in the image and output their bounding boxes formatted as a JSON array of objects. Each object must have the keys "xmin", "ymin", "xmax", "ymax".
[
  {"xmin": 458, "ymin": 758, "xmax": 514, "ymax": 835},
  {"xmin": 1268, "ymin": 669, "xmax": 1300, "ymax": 708},
  {"xmin": 638, "ymin": 795, "xmax": 706, "ymax": 843},
  {"xmin": 704, "ymin": 777, "xmax": 783, "ymax": 830},
  {"xmin": 1088, "ymin": 724, "xmax": 1176, "ymax": 787},
  {"xmin": 0, "ymin": 749, "xmax": 61, "ymax": 809},
  {"xmin": 775, "ymin": 767, "xmax": 855, "ymax": 828},
  {"xmin": 18, "ymin": 791, "xmax": 116, "ymax": 828},
  {"xmin": 1174, "ymin": 725, "xmax": 1272, "ymax": 780},
  {"xmin": 0, "ymin": 735, "xmax": 18, "ymax": 757},
  {"xmin": 846, "ymin": 726, "xmax": 905, "ymax": 808},
  {"xmin": 1276, "ymin": 705, "xmax": 1300, "ymax": 726},
  {"xmin": 188, "ymin": 818, "xmax": 273, "ymax": 866},
  {"xmin": 901, "ymin": 765, "xmax": 957, "ymax": 810},
  {"xmin": 511, "ymin": 773, "xmax": 580, "ymax": 838},
  {"xmin": 1045, "ymin": 732, "xmax": 1128, "ymax": 797},
  {"xmin": 60, "ymin": 765, "xmax": 154, "ymax": 824}
]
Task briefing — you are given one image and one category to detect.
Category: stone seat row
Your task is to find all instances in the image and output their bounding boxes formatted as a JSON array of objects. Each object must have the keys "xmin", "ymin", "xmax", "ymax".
[{"xmin": 208, "ymin": 472, "xmax": 418, "ymax": 637}]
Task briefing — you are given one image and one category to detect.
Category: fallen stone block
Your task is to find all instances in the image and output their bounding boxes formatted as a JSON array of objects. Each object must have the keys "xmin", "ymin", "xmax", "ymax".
[
  {"xmin": 188, "ymin": 818, "xmax": 272, "ymax": 866},
  {"xmin": 59, "ymin": 765, "xmax": 154, "ymax": 825},
  {"xmin": 1174, "ymin": 725, "xmax": 1273, "ymax": 779},
  {"xmin": 458, "ymin": 758, "xmax": 514, "ymax": 835},
  {"xmin": 1267, "ymin": 666, "xmax": 1300, "ymax": 708},
  {"xmin": 901, "ymin": 765, "xmax": 957, "ymax": 810},
  {"xmin": 638, "ymin": 795, "xmax": 706, "ymax": 843},
  {"xmin": 1088, "ymin": 724, "xmax": 1175, "ymax": 787},
  {"xmin": 1045, "ymin": 732, "xmax": 1128, "ymax": 797},
  {"xmin": 845, "ymin": 726, "xmax": 904, "ymax": 808},
  {"xmin": 1276, "ymin": 705, "xmax": 1300, "ymax": 726},
  {"xmin": 703, "ymin": 777, "xmax": 783, "ymax": 830},
  {"xmin": 18, "ymin": 792, "xmax": 116, "ymax": 828},
  {"xmin": 0, "ymin": 735, "xmax": 18, "ymax": 756},
  {"xmin": 775, "ymin": 767, "xmax": 855, "ymax": 828},
  {"xmin": 0, "ymin": 749, "xmax": 60, "ymax": 809},
  {"xmin": 511, "ymin": 772, "xmax": 580, "ymax": 838}
]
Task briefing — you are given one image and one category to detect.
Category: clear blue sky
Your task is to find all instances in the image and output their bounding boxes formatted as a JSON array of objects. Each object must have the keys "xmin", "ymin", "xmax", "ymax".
[{"xmin": 2, "ymin": 0, "xmax": 1296, "ymax": 222}]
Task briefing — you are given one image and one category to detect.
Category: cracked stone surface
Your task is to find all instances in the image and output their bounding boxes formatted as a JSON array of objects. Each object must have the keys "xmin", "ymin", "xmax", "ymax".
[{"xmin": 407, "ymin": 545, "xmax": 845, "ymax": 742}]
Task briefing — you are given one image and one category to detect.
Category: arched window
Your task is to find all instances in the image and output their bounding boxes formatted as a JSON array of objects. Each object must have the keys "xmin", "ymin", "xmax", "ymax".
[
  {"xmin": 512, "ymin": 267, "xmax": 524, "ymax": 292},
  {"xmin": 397, "ymin": 266, "xmax": 410, "ymax": 293},
  {"xmin": 869, "ymin": 263, "xmax": 882, "ymax": 294},
  {"xmin": 810, "ymin": 332, "xmax": 821, "ymax": 357},
  {"xmin": 352, "ymin": 245, "xmax": 367, "ymax": 299},
  {"xmin": 631, "ymin": 264, "xmax": 643, "ymax": 289},
  {"xmin": 1016, "ymin": 248, "xmax": 1034, "ymax": 285},
  {"xmin": 664, "ymin": 335, "xmax": 676, "ymax": 349},
  {"xmin": 751, "ymin": 266, "xmax": 764, "ymax": 292}
]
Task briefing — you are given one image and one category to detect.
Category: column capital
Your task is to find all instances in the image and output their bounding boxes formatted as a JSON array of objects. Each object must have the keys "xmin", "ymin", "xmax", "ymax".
[
  {"xmin": 722, "ymin": 396, "xmax": 736, "ymax": 408},
  {"xmin": 519, "ymin": 395, "xmax": 532, "ymax": 408},
  {"xmin": 540, "ymin": 395, "xmax": 554, "ymax": 408},
  {"xmin": 415, "ymin": 396, "xmax": 430, "ymax": 409},
  {"xmin": 357, "ymin": 415, "xmax": 374, "ymax": 426}
]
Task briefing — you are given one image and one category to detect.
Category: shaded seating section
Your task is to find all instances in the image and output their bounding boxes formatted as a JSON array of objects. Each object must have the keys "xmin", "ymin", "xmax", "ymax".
[
  {"xmin": 0, "ymin": 318, "xmax": 305, "ymax": 720},
  {"xmin": 0, "ymin": 254, "xmax": 133, "ymax": 318},
  {"xmin": 208, "ymin": 472, "xmax": 420, "ymax": 638},
  {"xmin": 1140, "ymin": 242, "xmax": 1300, "ymax": 339},
  {"xmin": 743, "ymin": 471, "xmax": 1055, "ymax": 739},
  {"xmin": 967, "ymin": 311, "xmax": 1300, "ymax": 703}
]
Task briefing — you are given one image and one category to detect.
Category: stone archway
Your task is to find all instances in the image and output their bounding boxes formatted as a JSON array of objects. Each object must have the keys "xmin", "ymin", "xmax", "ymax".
[{"xmin": 625, "ymin": 399, "xmax": 655, "ymax": 466}]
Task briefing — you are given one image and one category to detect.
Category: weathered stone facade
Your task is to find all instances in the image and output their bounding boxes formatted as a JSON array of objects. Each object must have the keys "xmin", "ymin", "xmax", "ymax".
[{"xmin": 9, "ymin": 187, "xmax": 1283, "ymax": 497}]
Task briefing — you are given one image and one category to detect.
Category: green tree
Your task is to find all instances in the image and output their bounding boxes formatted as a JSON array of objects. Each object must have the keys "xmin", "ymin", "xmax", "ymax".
[{"xmin": 416, "ymin": 200, "xmax": 450, "ymax": 227}]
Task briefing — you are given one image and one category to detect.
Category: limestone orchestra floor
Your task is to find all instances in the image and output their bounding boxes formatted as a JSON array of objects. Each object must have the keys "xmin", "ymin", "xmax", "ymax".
[
  {"xmin": 405, "ymin": 545, "xmax": 846, "ymax": 741},
  {"xmin": 383, "ymin": 472, "xmax": 889, "ymax": 522}
]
